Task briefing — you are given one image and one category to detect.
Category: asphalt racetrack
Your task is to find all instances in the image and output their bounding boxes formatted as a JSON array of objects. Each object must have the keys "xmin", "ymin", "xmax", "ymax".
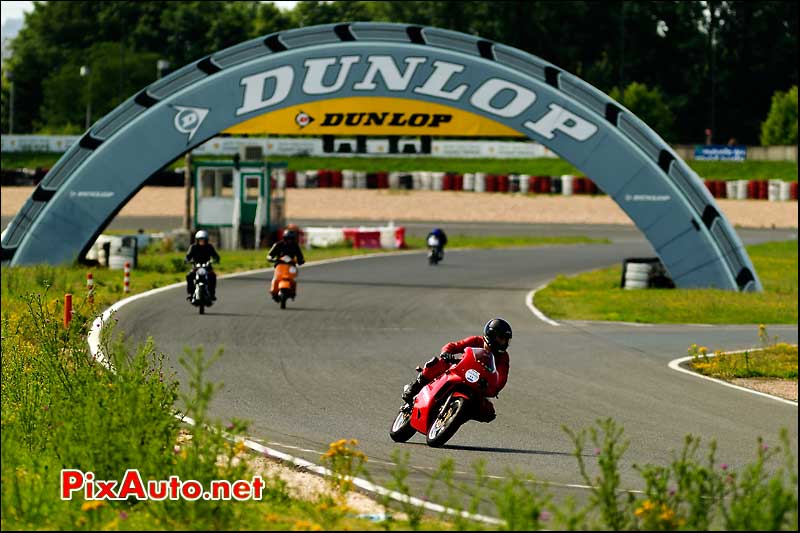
[{"xmin": 114, "ymin": 224, "xmax": 798, "ymax": 514}]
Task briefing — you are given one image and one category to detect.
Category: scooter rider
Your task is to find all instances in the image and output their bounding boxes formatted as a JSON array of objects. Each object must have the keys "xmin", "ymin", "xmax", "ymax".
[
  {"xmin": 267, "ymin": 229, "xmax": 306, "ymax": 302},
  {"xmin": 401, "ymin": 318, "xmax": 512, "ymax": 422},
  {"xmin": 185, "ymin": 230, "xmax": 220, "ymax": 300}
]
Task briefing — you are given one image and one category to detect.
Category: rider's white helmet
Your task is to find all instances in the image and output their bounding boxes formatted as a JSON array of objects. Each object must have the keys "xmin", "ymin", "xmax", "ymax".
[{"xmin": 195, "ymin": 230, "xmax": 209, "ymax": 241}]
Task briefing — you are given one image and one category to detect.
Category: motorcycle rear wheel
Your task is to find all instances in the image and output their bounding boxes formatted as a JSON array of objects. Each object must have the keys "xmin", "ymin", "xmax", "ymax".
[
  {"xmin": 426, "ymin": 396, "xmax": 467, "ymax": 447},
  {"xmin": 389, "ymin": 405, "xmax": 416, "ymax": 442}
]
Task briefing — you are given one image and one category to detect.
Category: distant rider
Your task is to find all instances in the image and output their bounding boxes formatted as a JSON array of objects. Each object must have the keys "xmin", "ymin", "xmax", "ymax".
[
  {"xmin": 401, "ymin": 318, "xmax": 512, "ymax": 422},
  {"xmin": 427, "ymin": 227, "xmax": 448, "ymax": 260},
  {"xmin": 185, "ymin": 230, "xmax": 220, "ymax": 300},
  {"xmin": 267, "ymin": 229, "xmax": 306, "ymax": 302}
]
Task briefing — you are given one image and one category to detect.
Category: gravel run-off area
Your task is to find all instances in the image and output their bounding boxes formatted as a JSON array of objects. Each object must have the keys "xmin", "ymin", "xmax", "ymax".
[{"xmin": 1, "ymin": 186, "xmax": 799, "ymax": 228}]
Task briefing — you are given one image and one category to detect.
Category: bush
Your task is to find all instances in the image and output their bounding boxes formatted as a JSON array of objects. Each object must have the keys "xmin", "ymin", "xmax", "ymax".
[
  {"xmin": 760, "ymin": 86, "xmax": 798, "ymax": 146},
  {"xmin": 609, "ymin": 82, "xmax": 676, "ymax": 143}
]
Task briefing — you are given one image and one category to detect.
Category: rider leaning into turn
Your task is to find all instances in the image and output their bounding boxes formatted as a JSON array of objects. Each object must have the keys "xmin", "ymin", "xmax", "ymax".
[
  {"xmin": 401, "ymin": 318, "xmax": 512, "ymax": 422},
  {"xmin": 267, "ymin": 228, "xmax": 306, "ymax": 302},
  {"xmin": 185, "ymin": 229, "xmax": 220, "ymax": 300}
]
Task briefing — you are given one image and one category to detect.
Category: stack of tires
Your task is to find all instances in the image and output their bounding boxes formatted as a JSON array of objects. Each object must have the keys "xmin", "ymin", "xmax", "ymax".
[{"xmin": 621, "ymin": 258, "xmax": 674, "ymax": 290}]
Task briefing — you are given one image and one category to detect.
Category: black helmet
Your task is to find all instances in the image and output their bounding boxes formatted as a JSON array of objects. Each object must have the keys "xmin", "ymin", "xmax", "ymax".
[
  {"xmin": 283, "ymin": 229, "xmax": 296, "ymax": 241},
  {"xmin": 483, "ymin": 318, "xmax": 512, "ymax": 354}
]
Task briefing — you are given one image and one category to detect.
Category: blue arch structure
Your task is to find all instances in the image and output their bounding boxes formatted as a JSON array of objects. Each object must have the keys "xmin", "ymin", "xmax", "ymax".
[{"xmin": 1, "ymin": 22, "xmax": 760, "ymax": 291}]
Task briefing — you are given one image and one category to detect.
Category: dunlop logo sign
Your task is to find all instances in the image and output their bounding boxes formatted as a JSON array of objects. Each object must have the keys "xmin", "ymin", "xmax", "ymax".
[
  {"xmin": 319, "ymin": 112, "xmax": 452, "ymax": 128},
  {"xmin": 227, "ymin": 55, "xmax": 598, "ymax": 140}
]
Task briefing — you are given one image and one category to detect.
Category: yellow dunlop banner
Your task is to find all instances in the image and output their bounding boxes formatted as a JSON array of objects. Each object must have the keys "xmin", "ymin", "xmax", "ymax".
[{"xmin": 224, "ymin": 96, "xmax": 524, "ymax": 137}]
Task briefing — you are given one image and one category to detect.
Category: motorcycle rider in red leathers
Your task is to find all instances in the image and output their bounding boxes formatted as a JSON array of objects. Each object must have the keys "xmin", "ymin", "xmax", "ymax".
[{"xmin": 401, "ymin": 318, "xmax": 512, "ymax": 422}]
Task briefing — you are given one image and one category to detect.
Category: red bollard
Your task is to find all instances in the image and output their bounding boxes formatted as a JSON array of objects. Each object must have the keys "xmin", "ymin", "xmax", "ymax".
[
  {"xmin": 318, "ymin": 169, "xmax": 331, "ymax": 188},
  {"xmin": 377, "ymin": 171, "xmax": 389, "ymax": 189},
  {"xmin": 87, "ymin": 272, "xmax": 94, "ymax": 304},
  {"xmin": 758, "ymin": 180, "xmax": 768, "ymax": 200},
  {"xmin": 331, "ymin": 170, "xmax": 343, "ymax": 188},
  {"xmin": 497, "ymin": 174, "xmax": 509, "ymax": 193},
  {"xmin": 484, "ymin": 174, "xmax": 497, "ymax": 192},
  {"xmin": 286, "ymin": 170, "xmax": 297, "ymax": 188},
  {"xmin": 705, "ymin": 180, "xmax": 715, "ymax": 196},
  {"xmin": 540, "ymin": 176, "xmax": 551, "ymax": 194},
  {"xmin": 790, "ymin": 181, "xmax": 798, "ymax": 201},
  {"xmin": 64, "ymin": 293, "xmax": 73, "ymax": 328},
  {"xmin": 747, "ymin": 180, "xmax": 757, "ymax": 199},
  {"xmin": 124, "ymin": 262, "xmax": 131, "ymax": 294}
]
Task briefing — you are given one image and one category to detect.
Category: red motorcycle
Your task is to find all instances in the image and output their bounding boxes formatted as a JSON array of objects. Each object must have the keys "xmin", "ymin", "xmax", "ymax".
[{"xmin": 389, "ymin": 347, "xmax": 500, "ymax": 447}]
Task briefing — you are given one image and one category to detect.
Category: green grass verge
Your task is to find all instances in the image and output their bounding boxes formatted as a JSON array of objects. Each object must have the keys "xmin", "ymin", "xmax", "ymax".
[
  {"xmin": 3, "ymin": 152, "xmax": 797, "ymax": 181},
  {"xmin": 688, "ymin": 329, "xmax": 798, "ymax": 379},
  {"xmin": 534, "ymin": 240, "xmax": 798, "ymax": 324}
]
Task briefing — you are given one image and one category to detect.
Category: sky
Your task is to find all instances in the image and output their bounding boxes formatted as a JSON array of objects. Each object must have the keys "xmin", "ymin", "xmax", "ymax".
[{"xmin": 1, "ymin": 1, "xmax": 301, "ymax": 26}]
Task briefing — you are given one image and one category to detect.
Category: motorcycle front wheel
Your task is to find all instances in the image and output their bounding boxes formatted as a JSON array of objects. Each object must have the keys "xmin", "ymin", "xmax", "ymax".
[
  {"xmin": 389, "ymin": 405, "xmax": 416, "ymax": 443},
  {"xmin": 426, "ymin": 396, "xmax": 467, "ymax": 448}
]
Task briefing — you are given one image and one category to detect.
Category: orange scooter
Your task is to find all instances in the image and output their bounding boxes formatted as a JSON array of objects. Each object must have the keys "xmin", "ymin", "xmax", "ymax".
[{"xmin": 269, "ymin": 254, "xmax": 299, "ymax": 309}]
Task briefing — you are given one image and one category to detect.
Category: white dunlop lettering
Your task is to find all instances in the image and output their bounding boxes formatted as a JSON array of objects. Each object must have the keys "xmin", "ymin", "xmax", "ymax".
[
  {"xmin": 524, "ymin": 103, "xmax": 598, "ymax": 141},
  {"xmin": 303, "ymin": 56, "xmax": 361, "ymax": 95},
  {"xmin": 353, "ymin": 56, "xmax": 428, "ymax": 91},
  {"xmin": 469, "ymin": 78, "xmax": 537, "ymax": 118},
  {"xmin": 413, "ymin": 60, "xmax": 468, "ymax": 100},
  {"xmin": 236, "ymin": 66, "xmax": 294, "ymax": 116}
]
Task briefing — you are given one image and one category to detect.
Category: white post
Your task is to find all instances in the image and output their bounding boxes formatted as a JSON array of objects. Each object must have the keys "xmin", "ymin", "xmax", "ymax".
[{"xmin": 232, "ymin": 168, "xmax": 241, "ymax": 249}]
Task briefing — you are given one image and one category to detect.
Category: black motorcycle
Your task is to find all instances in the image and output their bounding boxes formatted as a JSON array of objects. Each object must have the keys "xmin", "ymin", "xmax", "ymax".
[
  {"xmin": 189, "ymin": 261, "xmax": 214, "ymax": 314},
  {"xmin": 427, "ymin": 235, "xmax": 444, "ymax": 265}
]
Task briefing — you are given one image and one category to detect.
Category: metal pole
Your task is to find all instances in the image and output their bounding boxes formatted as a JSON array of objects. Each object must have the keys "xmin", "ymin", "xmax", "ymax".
[
  {"xmin": 183, "ymin": 153, "xmax": 193, "ymax": 231},
  {"xmin": 619, "ymin": 2, "xmax": 625, "ymax": 90},
  {"xmin": 9, "ymin": 80, "xmax": 14, "ymax": 134},
  {"xmin": 266, "ymin": 163, "xmax": 272, "ymax": 243},
  {"xmin": 87, "ymin": 74, "xmax": 92, "ymax": 130}
]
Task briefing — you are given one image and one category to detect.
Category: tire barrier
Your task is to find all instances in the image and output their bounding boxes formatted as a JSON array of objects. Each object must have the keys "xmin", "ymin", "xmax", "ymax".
[
  {"xmin": 275, "ymin": 168, "xmax": 793, "ymax": 201},
  {"xmin": 621, "ymin": 257, "xmax": 675, "ymax": 290}
]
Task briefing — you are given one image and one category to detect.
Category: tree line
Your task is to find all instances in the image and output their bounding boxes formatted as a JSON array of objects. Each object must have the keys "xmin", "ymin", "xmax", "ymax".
[{"xmin": 1, "ymin": 1, "xmax": 797, "ymax": 145}]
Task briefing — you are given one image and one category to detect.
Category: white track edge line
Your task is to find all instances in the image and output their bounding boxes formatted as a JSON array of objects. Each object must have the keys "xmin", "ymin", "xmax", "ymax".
[
  {"xmin": 526, "ymin": 285, "xmax": 561, "ymax": 326},
  {"xmin": 667, "ymin": 349, "xmax": 798, "ymax": 407}
]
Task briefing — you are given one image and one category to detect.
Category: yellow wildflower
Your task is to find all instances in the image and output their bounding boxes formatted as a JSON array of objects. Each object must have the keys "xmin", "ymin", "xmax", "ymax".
[
  {"xmin": 659, "ymin": 506, "xmax": 675, "ymax": 522},
  {"xmin": 81, "ymin": 500, "xmax": 105, "ymax": 512},
  {"xmin": 292, "ymin": 519, "xmax": 323, "ymax": 531}
]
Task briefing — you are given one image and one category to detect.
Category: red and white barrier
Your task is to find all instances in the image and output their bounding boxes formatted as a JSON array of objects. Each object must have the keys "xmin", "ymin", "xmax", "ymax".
[
  {"xmin": 302, "ymin": 224, "xmax": 407, "ymax": 249},
  {"xmin": 123, "ymin": 262, "xmax": 131, "ymax": 294}
]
